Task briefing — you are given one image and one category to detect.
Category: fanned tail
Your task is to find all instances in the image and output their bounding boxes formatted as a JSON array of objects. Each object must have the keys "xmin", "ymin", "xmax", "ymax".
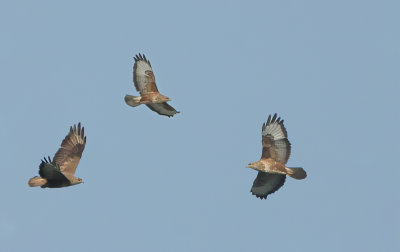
[
  {"xmin": 28, "ymin": 176, "xmax": 47, "ymax": 187},
  {"xmin": 285, "ymin": 167, "xmax": 307, "ymax": 180},
  {"xmin": 124, "ymin": 95, "xmax": 141, "ymax": 107}
]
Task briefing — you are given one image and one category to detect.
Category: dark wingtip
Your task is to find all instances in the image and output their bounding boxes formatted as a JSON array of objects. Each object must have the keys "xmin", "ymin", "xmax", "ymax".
[
  {"xmin": 135, "ymin": 53, "xmax": 144, "ymax": 61},
  {"xmin": 251, "ymin": 192, "xmax": 267, "ymax": 200},
  {"xmin": 271, "ymin": 113, "xmax": 278, "ymax": 123},
  {"xmin": 171, "ymin": 111, "xmax": 181, "ymax": 117},
  {"xmin": 39, "ymin": 160, "xmax": 45, "ymax": 169},
  {"xmin": 77, "ymin": 122, "xmax": 81, "ymax": 135},
  {"xmin": 134, "ymin": 53, "xmax": 151, "ymax": 65},
  {"xmin": 42, "ymin": 156, "xmax": 52, "ymax": 164},
  {"xmin": 266, "ymin": 113, "xmax": 285, "ymax": 126},
  {"xmin": 41, "ymin": 157, "xmax": 48, "ymax": 166},
  {"xmin": 134, "ymin": 53, "xmax": 141, "ymax": 62}
]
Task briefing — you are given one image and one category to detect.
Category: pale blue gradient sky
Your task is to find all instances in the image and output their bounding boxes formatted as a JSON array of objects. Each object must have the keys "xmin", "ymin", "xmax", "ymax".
[{"xmin": 0, "ymin": 0, "xmax": 399, "ymax": 251}]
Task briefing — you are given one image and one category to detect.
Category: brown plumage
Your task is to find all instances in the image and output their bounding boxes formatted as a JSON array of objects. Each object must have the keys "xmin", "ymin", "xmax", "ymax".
[
  {"xmin": 247, "ymin": 114, "xmax": 307, "ymax": 199},
  {"xmin": 28, "ymin": 123, "xmax": 86, "ymax": 188},
  {"xmin": 124, "ymin": 53, "xmax": 180, "ymax": 117}
]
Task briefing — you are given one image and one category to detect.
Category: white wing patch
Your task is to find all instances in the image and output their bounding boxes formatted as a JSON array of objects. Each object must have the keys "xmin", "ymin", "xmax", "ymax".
[
  {"xmin": 135, "ymin": 60, "xmax": 152, "ymax": 75},
  {"xmin": 261, "ymin": 114, "xmax": 291, "ymax": 164},
  {"xmin": 262, "ymin": 122, "xmax": 286, "ymax": 140},
  {"xmin": 274, "ymin": 139, "xmax": 291, "ymax": 164},
  {"xmin": 133, "ymin": 54, "xmax": 154, "ymax": 93}
]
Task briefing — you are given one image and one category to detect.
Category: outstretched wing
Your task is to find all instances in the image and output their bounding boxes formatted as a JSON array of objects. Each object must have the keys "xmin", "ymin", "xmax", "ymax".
[
  {"xmin": 251, "ymin": 172, "xmax": 286, "ymax": 199},
  {"xmin": 53, "ymin": 123, "xmax": 86, "ymax": 177},
  {"xmin": 39, "ymin": 157, "xmax": 70, "ymax": 185},
  {"xmin": 146, "ymin": 103, "xmax": 180, "ymax": 117},
  {"xmin": 261, "ymin": 113, "xmax": 291, "ymax": 164},
  {"xmin": 133, "ymin": 53, "xmax": 159, "ymax": 95}
]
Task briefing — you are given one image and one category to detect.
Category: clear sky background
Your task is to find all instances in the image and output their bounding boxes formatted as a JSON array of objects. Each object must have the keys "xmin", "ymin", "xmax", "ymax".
[{"xmin": 0, "ymin": 0, "xmax": 399, "ymax": 251}]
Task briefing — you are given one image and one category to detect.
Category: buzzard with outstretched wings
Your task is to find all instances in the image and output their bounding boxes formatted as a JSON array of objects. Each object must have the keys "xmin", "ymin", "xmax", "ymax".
[
  {"xmin": 28, "ymin": 123, "xmax": 86, "ymax": 188},
  {"xmin": 124, "ymin": 53, "xmax": 179, "ymax": 117},
  {"xmin": 247, "ymin": 114, "xmax": 307, "ymax": 199}
]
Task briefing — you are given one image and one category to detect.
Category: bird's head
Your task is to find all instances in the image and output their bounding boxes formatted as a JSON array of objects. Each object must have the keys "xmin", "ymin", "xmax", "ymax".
[
  {"xmin": 155, "ymin": 94, "xmax": 171, "ymax": 103},
  {"xmin": 71, "ymin": 177, "xmax": 84, "ymax": 185},
  {"xmin": 246, "ymin": 161, "xmax": 264, "ymax": 171}
]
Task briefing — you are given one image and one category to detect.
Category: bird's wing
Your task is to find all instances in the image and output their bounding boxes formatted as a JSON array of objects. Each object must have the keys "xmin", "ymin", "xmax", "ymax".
[
  {"xmin": 133, "ymin": 53, "xmax": 159, "ymax": 95},
  {"xmin": 251, "ymin": 172, "xmax": 286, "ymax": 199},
  {"xmin": 38, "ymin": 157, "xmax": 70, "ymax": 183},
  {"xmin": 53, "ymin": 123, "xmax": 86, "ymax": 177},
  {"xmin": 261, "ymin": 113, "xmax": 291, "ymax": 164},
  {"xmin": 146, "ymin": 103, "xmax": 180, "ymax": 117}
]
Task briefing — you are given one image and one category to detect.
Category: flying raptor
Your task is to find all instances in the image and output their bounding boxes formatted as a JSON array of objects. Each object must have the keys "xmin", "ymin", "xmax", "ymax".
[
  {"xmin": 247, "ymin": 114, "xmax": 307, "ymax": 199},
  {"xmin": 124, "ymin": 53, "xmax": 179, "ymax": 117},
  {"xmin": 28, "ymin": 123, "xmax": 86, "ymax": 188}
]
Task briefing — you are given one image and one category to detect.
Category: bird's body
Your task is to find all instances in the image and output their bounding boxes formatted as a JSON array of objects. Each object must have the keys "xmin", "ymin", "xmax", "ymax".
[
  {"xmin": 248, "ymin": 158, "xmax": 287, "ymax": 175},
  {"xmin": 124, "ymin": 53, "xmax": 179, "ymax": 117},
  {"xmin": 28, "ymin": 123, "xmax": 86, "ymax": 188},
  {"xmin": 247, "ymin": 114, "xmax": 307, "ymax": 199},
  {"xmin": 126, "ymin": 92, "xmax": 170, "ymax": 105}
]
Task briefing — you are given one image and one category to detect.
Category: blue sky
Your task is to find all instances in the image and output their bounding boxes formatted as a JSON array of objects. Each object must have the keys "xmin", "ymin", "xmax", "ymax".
[{"xmin": 1, "ymin": 0, "xmax": 399, "ymax": 251}]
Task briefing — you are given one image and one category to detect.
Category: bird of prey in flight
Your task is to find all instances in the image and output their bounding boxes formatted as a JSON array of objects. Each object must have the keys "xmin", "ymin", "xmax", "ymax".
[
  {"xmin": 247, "ymin": 114, "xmax": 306, "ymax": 199},
  {"xmin": 28, "ymin": 123, "xmax": 86, "ymax": 188},
  {"xmin": 124, "ymin": 53, "xmax": 179, "ymax": 117}
]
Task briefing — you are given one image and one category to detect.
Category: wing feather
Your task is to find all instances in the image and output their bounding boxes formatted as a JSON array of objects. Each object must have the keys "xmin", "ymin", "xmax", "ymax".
[
  {"xmin": 133, "ymin": 53, "xmax": 159, "ymax": 95},
  {"xmin": 261, "ymin": 113, "xmax": 291, "ymax": 164},
  {"xmin": 251, "ymin": 172, "xmax": 286, "ymax": 199},
  {"xmin": 53, "ymin": 123, "xmax": 86, "ymax": 177},
  {"xmin": 146, "ymin": 103, "xmax": 180, "ymax": 117}
]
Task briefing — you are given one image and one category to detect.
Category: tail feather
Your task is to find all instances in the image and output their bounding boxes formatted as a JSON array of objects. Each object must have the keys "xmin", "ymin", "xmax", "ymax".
[
  {"xmin": 285, "ymin": 167, "xmax": 307, "ymax": 180},
  {"xmin": 28, "ymin": 176, "xmax": 47, "ymax": 187},
  {"xmin": 124, "ymin": 95, "xmax": 141, "ymax": 107}
]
